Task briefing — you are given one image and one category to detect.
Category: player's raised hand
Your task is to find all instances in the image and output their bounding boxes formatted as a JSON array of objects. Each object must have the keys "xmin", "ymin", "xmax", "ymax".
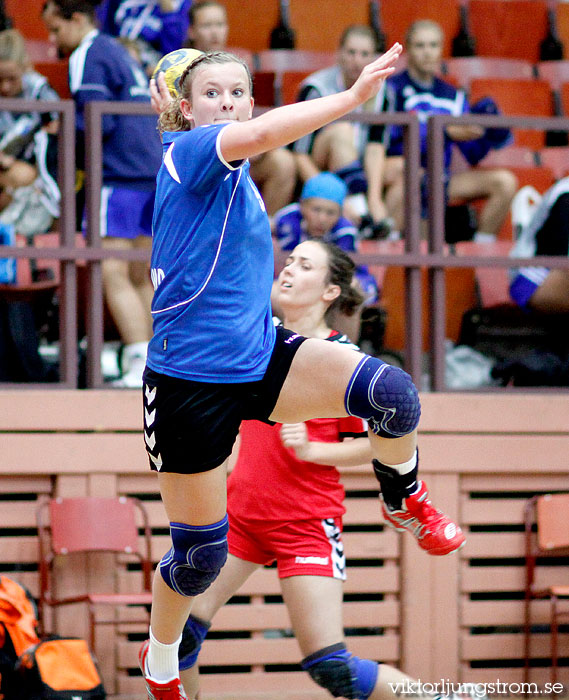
[
  {"xmin": 150, "ymin": 71, "xmax": 173, "ymax": 115},
  {"xmin": 349, "ymin": 43, "xmax": 402, "ymax": 105}
]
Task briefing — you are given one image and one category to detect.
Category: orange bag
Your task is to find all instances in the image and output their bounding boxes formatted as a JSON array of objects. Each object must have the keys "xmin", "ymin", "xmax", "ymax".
[
  {"xmin": 17, "ymin": 636, "xmax": 106, "ymax": 699},
  {"xmin": 0, "ymin": 575, "xmax": 40, "ymax": 699}
]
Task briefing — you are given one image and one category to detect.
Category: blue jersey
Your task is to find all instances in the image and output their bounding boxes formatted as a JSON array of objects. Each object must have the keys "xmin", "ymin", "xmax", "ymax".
[
  {"xmin": 274, "ymin": 203, "xmax": 357, "ymax": 252},
  {"xmin": 69, "ymin": 30, "xmax": 162, "ymax": 189},
  {"xmin": 148, "ymin": 125, "xmax": 276, "ymax": 383},
  {"xmin": 97, "ymin": 0, "xmax": 191, "ymax": 55},
  {"xmin": 387, "ymin": 70, "xmax": 468, "ymax": 170}
]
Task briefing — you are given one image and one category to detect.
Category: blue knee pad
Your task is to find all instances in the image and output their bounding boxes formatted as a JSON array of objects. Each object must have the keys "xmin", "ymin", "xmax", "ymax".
[
  {"xmin": 301, "ymin": 643, "xmax": 378, "ymax": 699},
  {"xmin": 344, "ymin": 356, "xmax": 420, "ymax": 438},
  {"xmin": 178, "ymin": 614, "xmax": 211, "ymax": 671},
  {"xmin": 159, "ymin": 516, "xmax": 228, "ymax": 597}
]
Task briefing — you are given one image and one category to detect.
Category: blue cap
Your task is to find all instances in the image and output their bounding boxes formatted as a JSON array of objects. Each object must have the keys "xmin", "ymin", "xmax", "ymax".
[{"xmin": 300, "ymin": 172, "xmax": 347, "ymax": 207}]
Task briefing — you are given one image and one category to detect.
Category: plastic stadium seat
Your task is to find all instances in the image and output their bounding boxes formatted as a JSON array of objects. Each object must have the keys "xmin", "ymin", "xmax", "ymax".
[
  {"xmin": 455, "ymin": 240, "xmax": 512, "ymax": 307},
  {"xmin": 444, "ymin": 57, "xmax": 534, "ymax": 90},
  {"xmin": 503, "ymin": 166, "xmax": 555, "ymax": 195},
  {"xmin": 468, "ymin": 0, "xmax": 549, "ymax": 62},
  {"xmin": 25, "ymin": 40, "xmax": 58, "ymax": 63},
  {"xmin": 536, "ymin": 60, "xmax": 569, "ymax": 92},
  {"xmin": 253, "ymin": 70, "xmax": 277, "ymax": 107},
  {"xmin": 256, "ymin": 49, "xmax": 335, "ymax": 73},
  {"xmin": 561, "ymin": 82, "xmax": 569, "ymax": 118},
  {"xmin": 382, "ymin": 266, "xmax": 477, "ymax": 351},
  {"xmin": 556, "ymin": 2, "xmax": 569, "ymax": 61},
  {"xmin": 523, "ymin": 493, "xmax": 569, "ymax": 684},
  {"xmin": 289, "ymin": 0, "xmax": 369, "ymax": 52},
  {"xmin": 479, "ymin": 146, "xmax": 537, "ymax": 170},
  {"xmin": 34, "ymin": 61, "xmax": 71, "ymax": 100},
  {"xmin": 223, "ymin": 0, "xmax": 279, "ymax": 52},
  {"xmin": 281, "ymin": 70, "xmax": 313, "ymax": 105},
  {"xmin": 226, "ymin": 47, "xmax": 255, "ymax": 71},
  {"xmin": 380, "ymin": 0, "xmax": 461, "ymax": 57},
  {"xmin": 36, "ymin": 496, "xmax": 153, "ymax": 657},
  {"xmin": 6, "ymin": 0, "xmax": 48, "ymax": 40},
  {"xmin": 469, "ymin": 78, "xmax": 554, "ymax": 149},
  {"xmin": 254, "ymin": 51, "xmax": 335, "ymax": 106},
  {"xmin": 538, "ymin": 147, "xmax": 569, "ymax": 180}
]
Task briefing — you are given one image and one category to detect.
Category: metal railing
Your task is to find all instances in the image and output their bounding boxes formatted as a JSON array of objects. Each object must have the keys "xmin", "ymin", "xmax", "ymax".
[{"xmin": 1, "ymin": 98, "xmax": 568, "ymax": 391}]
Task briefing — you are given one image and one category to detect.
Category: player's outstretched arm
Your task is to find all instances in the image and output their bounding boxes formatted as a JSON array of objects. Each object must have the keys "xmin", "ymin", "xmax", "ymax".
[{"xmin": 220, "ymin": 43, "xmax": 402, "ymax": 163}]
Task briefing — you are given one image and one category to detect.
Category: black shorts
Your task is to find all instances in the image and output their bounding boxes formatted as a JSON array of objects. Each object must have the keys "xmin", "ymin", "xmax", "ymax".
[{"xmin": 142, "ymin": 326, "xmax": 307, "ymax": 474}]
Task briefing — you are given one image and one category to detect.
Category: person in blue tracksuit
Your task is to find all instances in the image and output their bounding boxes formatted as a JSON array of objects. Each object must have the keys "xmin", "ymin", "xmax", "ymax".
[{"xmin": 43, "ymin": 0, "xmax": 163, "ymax": 387}]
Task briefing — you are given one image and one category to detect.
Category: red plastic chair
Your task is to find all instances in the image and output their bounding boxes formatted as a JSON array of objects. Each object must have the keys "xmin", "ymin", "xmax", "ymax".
[
  {"xmin": 524, "ymin": 493, "xmax": 569, "ymax": 683},
  {"xmin": 33, "ymin": 61, "xmax": 71, "ymax": 100},
  {"xmin": 455, "ymin": 239, "xmax": 512, "ymax": 307},
  {"xmin": 538, "ymin": 147, "xmax": 569, "ymax": 180},
  {"xmin": 444, "ymin": 57, "xmax": 534, "ymax": 90},
  {"xmin": 469, "ymin": 78, "xmax": 554, "ymax": 149},
  {"xmin": 380, "ymin": 0, "xmax": 461, "ymax": 57},
  {"xmin": 536, "ymin": 60, "xmax": 569, "ymax": 92},
  {"xmin": 479, "ymin": 145, "xmax": 537, "ymax": 170},
  {"xmin": 256, "ymin": 49, "xmax": 334, "ymax": 73},
  {"xmin": 560, "ymin": 82, "xmax": 569, "ymax": 119},
  {"xmin": 468, "ymin": 0, "xmax": 548, "ymax": 62},
  {"xmin": 556, "ymin": 3, "xmax": 569, "ymax": 61},
  {"xmin": 289, "ymin": 0, "xmax": 369, "ymax": 52},
  {"xmin": 25, "ymin": 39, "xmax": 58, "ymax": 63},
  {"xmin": 37, "ymin": 496, "xmax": 153, "ymax": 654}
]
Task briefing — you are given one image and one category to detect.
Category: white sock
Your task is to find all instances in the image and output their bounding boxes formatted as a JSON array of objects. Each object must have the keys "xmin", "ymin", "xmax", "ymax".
[
  {"xmin": 146, "ymin": 627, "xmax": 181, "ymax": 682},
  {"xmin": 382, "ymin": 450, "xmax": 417, "ymax": 474},
  {"xmin": 473, "ymin": 231, "xmax": 496, "ymax": 244}
]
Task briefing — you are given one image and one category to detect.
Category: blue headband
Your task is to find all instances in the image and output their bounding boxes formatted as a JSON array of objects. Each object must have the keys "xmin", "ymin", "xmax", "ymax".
[{"xmin": 300, "ymin": 173, "xmax": 347, "ymax": 207}]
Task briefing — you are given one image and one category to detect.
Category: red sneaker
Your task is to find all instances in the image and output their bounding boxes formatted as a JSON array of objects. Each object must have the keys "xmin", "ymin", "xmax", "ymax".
[
  {"xmin": 379, "ymin": 480, "xmax": 465, "ymax": 556},
  {"xmin": 139, "ymin": 639, "xmax": 188, "ymax": 700}
]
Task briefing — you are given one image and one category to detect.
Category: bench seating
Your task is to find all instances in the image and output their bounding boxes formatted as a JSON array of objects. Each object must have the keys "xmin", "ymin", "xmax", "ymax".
[{"xmin": 0, "ymin": 390, "xmax": 568, "ymax": 697}]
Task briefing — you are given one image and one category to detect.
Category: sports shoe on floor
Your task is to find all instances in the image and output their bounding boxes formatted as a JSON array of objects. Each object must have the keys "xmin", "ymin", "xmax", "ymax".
[
  {"xmin": 139, "ymin": 639, "xmax": 188, "ymax": 700},
  {"xmin": 379, "ymin": 480, "xmax": 465, "ymax": 555}
]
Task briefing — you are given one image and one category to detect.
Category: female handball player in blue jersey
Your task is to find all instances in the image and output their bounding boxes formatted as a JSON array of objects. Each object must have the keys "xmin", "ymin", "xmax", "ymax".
[{"xmin": 140, "ymin": 46, "xmax": 464, "ymax": 700}]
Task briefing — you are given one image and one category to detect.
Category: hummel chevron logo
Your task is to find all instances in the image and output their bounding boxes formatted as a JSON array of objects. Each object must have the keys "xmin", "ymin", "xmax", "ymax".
[
  {"xmin": 145, "ymin": 385, "xmax": 157, "ymax": 404},
  {"xmin": 149, "ymin": 452, "xmax": 163, "ymax": 470},
  {"xmin": 145, "ymin": 407, "xmax": 156, "ymax": 426},
  {"xmin": 144, "ymin": 430, "xmax": 156, "ymax": 450}
]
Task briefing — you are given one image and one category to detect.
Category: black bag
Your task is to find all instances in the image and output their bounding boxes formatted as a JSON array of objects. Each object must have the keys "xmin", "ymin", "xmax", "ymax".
[
  {"xmin": 16, "ymin": 636, "xmax": 106, "ymax": 700},
  {"xmin": 458, "ymin": 305, "xmax": 569, "ymax": 364}
]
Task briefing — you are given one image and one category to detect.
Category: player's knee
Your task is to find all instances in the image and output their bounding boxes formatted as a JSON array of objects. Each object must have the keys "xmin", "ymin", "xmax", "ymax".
[
  {"xmin": 490, "ymin": 168, "xmax": 518, "ymax": 199},
  {"xmin": 178, "ymin": 614, "xmax": 211, "ymax": 670},
  {"xmin": 344, "ymin": 356, "xmax": 420, "ymax": 438},
  {"xmin": 301, "ymin": 643, "xmax": 378, "ymax": 699},
  {"xmin": 159, "ymin": 516, "xmax": 228, "ymax": 597}
]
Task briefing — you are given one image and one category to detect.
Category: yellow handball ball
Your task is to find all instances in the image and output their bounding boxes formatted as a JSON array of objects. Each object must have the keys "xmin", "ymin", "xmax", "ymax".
[{"xmin": 151, "ymin": 48, "xmax": 203, "ymax": 97}]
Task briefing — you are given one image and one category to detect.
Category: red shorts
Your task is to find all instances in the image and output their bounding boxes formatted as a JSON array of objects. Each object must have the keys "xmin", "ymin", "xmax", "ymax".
[{"xmin": 227, "ymin": 509, "xmax": 346, "ymax": 580}]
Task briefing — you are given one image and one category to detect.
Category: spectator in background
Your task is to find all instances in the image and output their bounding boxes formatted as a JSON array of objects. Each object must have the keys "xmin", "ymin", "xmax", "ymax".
[
  {"xmin": 0, "ymin": 29, "xmax": 60, "ymax": 237},
  {"xmin": 510, "ymin": 178, "xmax": 569, "ymax": 314},
  {"xmin": 386, "ymin": 19, "xmax": 517, "ymax": 242},
  {"xmin": 292, "ymin": 25, "xmax": 401, "ymax": 239},
  {"xmin": 97, "ymin": 0, "xmax": 192, "ymax": 76},
  {"xmin": 186, "ymin": 0, "xmax": 226, "ymax": 52},
  {"xmin": 272, "ymin": 172, "xmax": 379, "ymax": 343},
  {"xmin": 42, "ymin": 0, "xmax": 162, "ymax": 388},
  {"xmin": 0, "ymin": 29, "xmax": 60, "ymax": 384},
  {"xmin": 186, "ymin": 0, "xmax": 297, "ymax": 215}
]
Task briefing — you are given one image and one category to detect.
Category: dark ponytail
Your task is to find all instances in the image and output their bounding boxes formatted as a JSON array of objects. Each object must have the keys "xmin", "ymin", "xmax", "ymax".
[{"xmin": 316, "ymin": 241, "xmax": 365, "ymax": 320}]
